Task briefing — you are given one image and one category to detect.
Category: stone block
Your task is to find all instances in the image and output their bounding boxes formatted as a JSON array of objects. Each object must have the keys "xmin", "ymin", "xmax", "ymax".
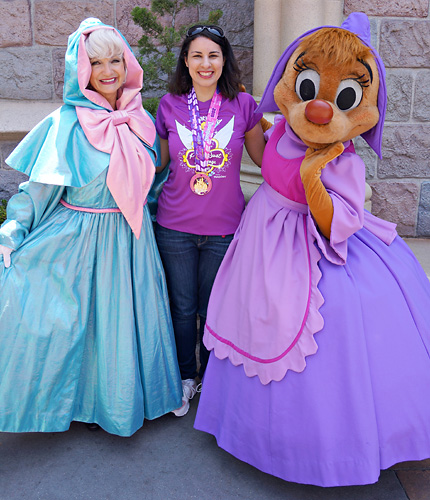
[
  {"xmin": 352, "ymin": 136, "xmax": 377, "ymax": 179},
  {"xmin": 418, "ymin": 182, "xmax": 430, "ymax": 236},
  {"xmin": 0, "ymin": 142, "xmax": 19, "ymax": 170},
  {"xmin": 117, "ymin": 0, "xmax": 199, "ymax": 47},
  {"xmin": 379, "ymin": 20, "xmax": 430, "ymax": 68},
  {"xmin": 0, "ymin": 169, "xmax": 28, "ymax": 201},
  {"xmin": 379, "ymin": 125, "xmax": 430, "ymax": 179},
  {"xmin": 34, "ymin": 0, "xmax": 114, "ymax": 46},
  {"xmin": 417, "ymin": 213, "xmax": 430, "ymax": 237},
  {"xmin": 0, "ymin": 48, "xmax": 53, "ymax": 100},
  {"xmin": 0, "ymin": 101, "xmax": 60, "ymax": 138},
  {"xmin": 369, "ymin": 18, "xmax": 378, "ymax": 49},
  {"xmin": 234, "ymin": 48, "xmax": 254, "ymax": 94},
  {"xmin": 344, "ymin": 0, "xmax": 428, "ymax": 17},
  {"xmin": 0, "ymin": 0, "xmax": 31, "ymax": 48},
  {"xmin": 369, "ymin": 181, "xmax": 419, "ymax": 236},
  {"xmin": 53, "ymin": 48, "xmax": 66, "ymax": 101},
  {"xmin": 200, "ymin": 0, "xmax": 254, "ymax": 48},
  {"xmin": 117, "ymin": 0, "xmax": 150, "ymax": 47},
  {"xmin": 413, "ymin": 70, "xmax": 430, "ymax": 122},
  {"xmin": 385, "ymin": 70, "xmax": 412, "ymax": 122}
]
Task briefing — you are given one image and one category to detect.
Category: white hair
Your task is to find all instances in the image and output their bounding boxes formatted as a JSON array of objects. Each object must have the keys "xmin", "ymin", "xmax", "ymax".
[{"xmin": 85, "ymin": 28, "xmax": 124, "ymax": 60}]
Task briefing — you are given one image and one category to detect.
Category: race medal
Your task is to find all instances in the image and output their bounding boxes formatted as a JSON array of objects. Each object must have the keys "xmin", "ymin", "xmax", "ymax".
[
  {"xmin": 190, "ymin": 173, "xmax": 212, "ymax": 196},
  {"xmin": 187, "ymin": 87, "xmax": 222, "ymax": 195}
]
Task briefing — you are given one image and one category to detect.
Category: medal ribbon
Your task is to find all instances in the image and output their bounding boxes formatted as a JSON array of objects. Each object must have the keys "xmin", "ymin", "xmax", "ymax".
[{"xmin": 187, "ymin": 87, "xmax": 222, "ymax": 172}]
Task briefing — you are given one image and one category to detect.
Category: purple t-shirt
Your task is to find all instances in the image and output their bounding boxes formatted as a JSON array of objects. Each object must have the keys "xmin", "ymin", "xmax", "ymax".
[{"xmin": 155, "ymin": 92, "xmax": 262, "ymax": 235}]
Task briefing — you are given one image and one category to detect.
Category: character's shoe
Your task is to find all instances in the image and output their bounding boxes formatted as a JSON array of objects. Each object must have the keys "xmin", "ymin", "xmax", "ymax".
[{"xmin": 86, "ymin": 423, "xmax": 100, "ymax": 431}]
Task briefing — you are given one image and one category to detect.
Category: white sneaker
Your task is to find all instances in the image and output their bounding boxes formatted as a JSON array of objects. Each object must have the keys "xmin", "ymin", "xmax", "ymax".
[{"xmin": 172, "ymin": 379, "xmax": 198, "ymax": 417}]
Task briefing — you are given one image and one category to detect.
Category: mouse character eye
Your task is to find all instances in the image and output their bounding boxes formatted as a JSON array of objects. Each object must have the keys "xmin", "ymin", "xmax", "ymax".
[
  {"xmin": 335, "ymin": 79, "xmax": 363, "ymax": 111},
  {"xmin": 295, "ymin": 69, "xmax": 320, "ymax": 102}
]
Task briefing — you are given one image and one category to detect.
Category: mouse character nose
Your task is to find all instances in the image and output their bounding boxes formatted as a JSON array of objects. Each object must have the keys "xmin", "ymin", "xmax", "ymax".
[{"xmin": 305, "ymin": 99, "xmax": 333, "ymax": 124}]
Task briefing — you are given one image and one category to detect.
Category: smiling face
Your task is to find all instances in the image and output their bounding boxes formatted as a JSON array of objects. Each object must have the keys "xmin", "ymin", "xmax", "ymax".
[
  {"xmin": 185, "ymin": 36, "xmax": 225, "ymax": 101},
  {"xmin": 273, "ymin": 28, "xmax": 380, "ymax": 150},
  {"xmin": 89, "ymin": 55, "xmax": 126, "ymax": 109}
]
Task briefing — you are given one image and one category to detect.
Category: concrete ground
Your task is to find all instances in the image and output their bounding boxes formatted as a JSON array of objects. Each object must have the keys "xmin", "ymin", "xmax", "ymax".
[{"xmin": 1, "ymin": 238, "xmax": 429, "ymax": 500}]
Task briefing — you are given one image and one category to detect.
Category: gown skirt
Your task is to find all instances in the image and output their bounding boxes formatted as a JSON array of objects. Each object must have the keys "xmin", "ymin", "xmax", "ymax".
[
  {"xmin": 194, "ymin": 181, "xmax": 430, "ymax": 487},
  {"xmin": 0, "ymin": 171, "xmax": 182, "ymax": 437}
]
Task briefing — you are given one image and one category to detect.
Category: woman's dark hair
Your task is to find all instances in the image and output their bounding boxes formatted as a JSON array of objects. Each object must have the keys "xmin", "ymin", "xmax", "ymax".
[{"xmin": 168, "ymin": 25, "xmax": 242, "ymax": 100}]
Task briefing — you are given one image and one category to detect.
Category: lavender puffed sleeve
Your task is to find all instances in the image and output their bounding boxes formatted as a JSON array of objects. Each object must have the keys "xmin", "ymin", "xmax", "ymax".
[{"xmin": 308, "ymin": 149, "xmax": 366, "ymax": 265}]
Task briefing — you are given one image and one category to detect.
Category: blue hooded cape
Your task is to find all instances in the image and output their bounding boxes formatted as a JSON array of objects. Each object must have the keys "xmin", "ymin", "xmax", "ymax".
[{"xmin": 6, "ymin": 18, "xmax": 157, "ymax": 187}]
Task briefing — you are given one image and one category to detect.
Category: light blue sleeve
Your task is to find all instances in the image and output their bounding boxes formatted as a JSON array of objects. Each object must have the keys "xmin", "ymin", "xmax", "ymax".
[
  {"xmin": 0, "ymin": 181, "xmax": 65, "ymax": 250},
  {"xmin": 145, "ymin": 109, "xmax": 170, "ymax": 222}
]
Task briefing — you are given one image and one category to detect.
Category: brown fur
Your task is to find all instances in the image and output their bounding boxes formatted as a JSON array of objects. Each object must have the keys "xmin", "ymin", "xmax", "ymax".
[
  {"xmin": 272, "ymin": 27, "xmax": 380, "ymax": 237},
  {"xmin": 298, "ymin": 28, "xmax": 372, "ymax": 69},
  {"xmin": 273, "ymin": 31, "xmax": 379, "ymax": 150}
]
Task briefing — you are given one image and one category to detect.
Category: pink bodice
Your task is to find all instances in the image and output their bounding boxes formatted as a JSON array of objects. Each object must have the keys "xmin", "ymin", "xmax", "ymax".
[
  {"xmin": 261, "ymin": 118, "xmax": 307, "ymax": 204},
  {"xmin": 261, "ymin": 118, "xmax": 355, "ymax": 205}
]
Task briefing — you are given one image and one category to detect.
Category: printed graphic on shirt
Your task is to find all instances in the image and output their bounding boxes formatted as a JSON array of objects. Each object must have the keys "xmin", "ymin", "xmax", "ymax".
[{"xmin": 175, "ymin": 116, "xmax": 234, "ymax": 178}]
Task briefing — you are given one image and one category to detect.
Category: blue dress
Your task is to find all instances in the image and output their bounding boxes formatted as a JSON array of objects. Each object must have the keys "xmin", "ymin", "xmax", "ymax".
[{"xmin": 0, "ymin": 169, "xmax": 182, "ymax": 436}]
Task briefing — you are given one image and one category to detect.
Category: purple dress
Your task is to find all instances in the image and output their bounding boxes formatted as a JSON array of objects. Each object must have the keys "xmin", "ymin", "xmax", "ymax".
[{"xmin": 194, "ymin": 117, "xmax": 430, "ymax": 486}]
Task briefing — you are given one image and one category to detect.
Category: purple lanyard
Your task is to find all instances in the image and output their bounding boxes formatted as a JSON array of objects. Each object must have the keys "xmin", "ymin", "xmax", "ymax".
[{"xmin": 187, "ymin": 87, "xmax": 222, "ymax": 172}]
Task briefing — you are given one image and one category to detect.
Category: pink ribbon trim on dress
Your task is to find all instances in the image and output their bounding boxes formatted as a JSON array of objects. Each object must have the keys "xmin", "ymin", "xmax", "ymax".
[{"xmin": 60, "ymin": 199, "xmax": 122, "ymax": 213}]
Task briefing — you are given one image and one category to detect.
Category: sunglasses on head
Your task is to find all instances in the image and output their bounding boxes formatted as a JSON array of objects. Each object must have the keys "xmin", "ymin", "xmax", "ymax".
[{"xmin": 186, "ymin": 25, "xmax": 225, "ymax": 38}]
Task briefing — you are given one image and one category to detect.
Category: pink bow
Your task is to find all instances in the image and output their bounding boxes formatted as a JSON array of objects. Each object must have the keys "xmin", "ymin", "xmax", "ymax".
[{"xmin": 76, "ymin": 96, "xmax": 156, "ymax": 239}]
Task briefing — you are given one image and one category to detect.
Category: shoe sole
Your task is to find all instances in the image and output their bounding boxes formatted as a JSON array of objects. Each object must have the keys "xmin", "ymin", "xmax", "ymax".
[{"xmin": 172, "ymin": 400, "xmax": 190, "ymax": 417}]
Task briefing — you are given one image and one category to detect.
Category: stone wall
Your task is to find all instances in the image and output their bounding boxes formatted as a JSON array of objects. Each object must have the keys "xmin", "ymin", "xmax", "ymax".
[
  {"xmin": 345, "ymin": 0, "xmax": 430, "ymax": 236},
  {"xmin": 1, "ymin": 0, "xmax": 430, "ymax": 237},
  {"xmin": 0, "ymin": 0, "xmax": 255, "ymax": 198},
  {"xmin": 0, "ymin": 0, "xmax": 253, "ymax": 102}
]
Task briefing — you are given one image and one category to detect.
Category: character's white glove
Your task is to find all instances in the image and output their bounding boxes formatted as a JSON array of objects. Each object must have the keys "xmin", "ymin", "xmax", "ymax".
[{"xmin": 0, "ymin": 244, "xmax": 13, "ymax": 268}]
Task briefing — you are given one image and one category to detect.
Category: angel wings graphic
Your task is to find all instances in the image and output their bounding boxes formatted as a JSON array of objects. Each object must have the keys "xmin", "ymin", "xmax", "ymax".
[{"xmin": 176, "ymin": 117, "xmax": 235, "ymax": 151}]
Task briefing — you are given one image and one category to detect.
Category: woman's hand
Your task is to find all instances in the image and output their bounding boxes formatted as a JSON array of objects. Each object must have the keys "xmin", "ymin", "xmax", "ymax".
[{"xmin": 0, "ymin": 245, "xmax": 13, "ymax": 268}]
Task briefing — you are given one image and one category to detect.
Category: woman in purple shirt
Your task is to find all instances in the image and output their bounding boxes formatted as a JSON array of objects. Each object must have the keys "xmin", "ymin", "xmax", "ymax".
[{"xmin": 155, "ymin": 25, "xmax": 265, "ymax": 416}]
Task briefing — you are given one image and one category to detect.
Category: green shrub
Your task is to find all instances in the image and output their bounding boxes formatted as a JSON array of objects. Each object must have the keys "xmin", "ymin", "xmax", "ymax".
[
  {"xmin": 143, "ymin": 96, "xmax": 161, "ymax": 117},
  {"xmin": 0, "ymin": 199, "xmax": 7, "ymax": 225},
  {"xmin": 131, "ymin": 0, "xmax": 222, "ymax": 114}
]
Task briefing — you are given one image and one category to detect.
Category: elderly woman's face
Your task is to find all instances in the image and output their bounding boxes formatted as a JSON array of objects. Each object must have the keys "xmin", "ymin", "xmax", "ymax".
[{"xmin": 89, "ymin": 55, "xmax": 126, "ymax": 107}]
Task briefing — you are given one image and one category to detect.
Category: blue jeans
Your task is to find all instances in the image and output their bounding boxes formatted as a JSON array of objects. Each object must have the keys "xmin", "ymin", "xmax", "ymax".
[{"xmin": 155, "ymin": 224, "xmax": 233, "ymax": 380}]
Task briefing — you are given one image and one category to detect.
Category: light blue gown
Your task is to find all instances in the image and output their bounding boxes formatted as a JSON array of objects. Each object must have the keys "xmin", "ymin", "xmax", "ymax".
[
  {"xmin": 0, "ymin": 18, "xmax": 182, "ymax": 436},
  {"xmin": 0, "ymin": 170, "xmax": 182, "ymax": 436}
]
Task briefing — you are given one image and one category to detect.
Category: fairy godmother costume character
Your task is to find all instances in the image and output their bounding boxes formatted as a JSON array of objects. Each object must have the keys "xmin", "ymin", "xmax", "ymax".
[
  {"xmin": 195, "ymin": 13, "xmax": 430, "ymax": 486},
  {"xmin": 0, "ymin": 18, "xmax": 182, "ymax": 436}
]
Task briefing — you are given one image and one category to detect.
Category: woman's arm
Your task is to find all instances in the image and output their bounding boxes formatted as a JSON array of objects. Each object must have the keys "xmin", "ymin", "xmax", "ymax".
[
  {"xmin": 244, "ymin": 122, "xmax": 266, "ymax": 168},
  {"xmin": 0, "ymin": 182, "xmax": 64, "ymax": 267},
  {"xmin": 156, "ymin": 138, "xmax": 170, "ymax": 173}
]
